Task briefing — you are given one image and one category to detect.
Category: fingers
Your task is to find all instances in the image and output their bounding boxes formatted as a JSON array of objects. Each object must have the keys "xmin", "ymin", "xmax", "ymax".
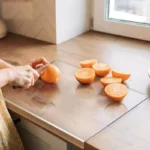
[
  {"xmin": 30, "ymin": 57, "xmax": 49, "ymax": 69},
  {"xmin": 35, "ymin": 64, "xmax": 44, "ymax": 75},
  {"xmin": 10, "ymin": 65, "xmax": 40, "ymax": 89},
  {"xmin": 12, "ymin": 76, "xmax": 31, "ymax": 89},
  {"xmin": 30, "ymin": 67, "xmax": 40, "ymax": 82},
  {"xmin": 23, "ymin": 72, "xmax": 34, "ymax": 89},
  {"xmin": 21, "ymin": 74, "xmax": 34, "ymax": 89},
  {"xmin": 25, "ymin": 65, "xmax": 40, "ymax": 80},
  {"xmin": 24, "ymin": 77, "xmax": 32, "ymax": 89},
  {"xmin": 26, "ymin": 66, "xmax": 39, "ymax": 86},
  {"xmin": 27, "ymin": 71, "xmax": 34, "ymax": 86},
  {"xmin": 41, "ymin": 57, "xmax": 49, "ymax": 64},
  {"xmin": 36, "ymin": 64, "xmax": 43, "ymax": 70}
]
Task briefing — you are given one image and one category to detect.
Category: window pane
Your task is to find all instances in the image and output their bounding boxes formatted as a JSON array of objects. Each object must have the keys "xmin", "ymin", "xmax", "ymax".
[{"xmin": 108, "ymin": 0, "xmax": 150, "ymax": 24}]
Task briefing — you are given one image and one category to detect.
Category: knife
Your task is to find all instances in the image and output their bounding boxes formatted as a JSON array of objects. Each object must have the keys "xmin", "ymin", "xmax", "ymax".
[
  {"xmin": 36, "ymin": 63, "xmax": 51, "ymax": 73},
  {"xmin": 12, "ymin": 60, "xmax": 55, "ymax": 89},
  {"xmin": 37, "ymin": 59, "xmax": 55, "ymax": 72}
]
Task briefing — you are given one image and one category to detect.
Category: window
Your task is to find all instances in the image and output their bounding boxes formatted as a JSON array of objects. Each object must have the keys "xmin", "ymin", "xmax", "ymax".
[{"xmin": 93, "ymin": 0, "xmax": 150, "ymax": 41}]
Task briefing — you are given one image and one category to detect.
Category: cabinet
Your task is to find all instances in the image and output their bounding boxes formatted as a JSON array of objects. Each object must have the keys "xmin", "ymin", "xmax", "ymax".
[{"xmin": 11, "ymin": 112, "xmax": 70, "ymax": 150}]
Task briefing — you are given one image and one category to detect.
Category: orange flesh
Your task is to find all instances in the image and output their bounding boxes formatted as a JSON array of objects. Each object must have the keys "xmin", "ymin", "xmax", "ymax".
[
  {"xmin": 100, "ymin": 77, "xmax": 122, "ymax": 86},
  {"xmin": 80, "ymin": 59, "xmax": 97, "ymax": 68},
  {"xmin": 75, "ymin": 68, "xmax": 95, "ymax": 84},
  {"xmin": 105, "ymin": 83, "xmax": 128, "ymax": 101},
  {"xmin": 41, "ymin": 64, "xmax": 60, "ymax": 83},
  {"xmin": 92, "ymin": 63, "xmax": 111, "ymax": 77},
  {"xmin": 112, "ymin": 70, "xmax": 131, "ymax": 82}
]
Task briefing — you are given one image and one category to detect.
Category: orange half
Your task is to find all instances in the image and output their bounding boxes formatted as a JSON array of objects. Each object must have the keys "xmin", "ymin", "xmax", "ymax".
[
  {"xmin": 92, "ymin": 63, "xmax": 111, "ymax": 77},
  {"xmin": 105, "ymin": 83, "xmax": 128, "ymax": 101},
  {"xmin": 75, "ymin": 68, "xmax": 95, "ymax": 84},
  {"xmin": 100, "ymin": 77, "xmax": 122, "ymax": 86},
  {"xmin": 112, "ymin": 70, "xmax": 131, "ymax": 82},
  {"xmin": 80, "ymin": 59, "xmax": 97, "ymax": 68}
]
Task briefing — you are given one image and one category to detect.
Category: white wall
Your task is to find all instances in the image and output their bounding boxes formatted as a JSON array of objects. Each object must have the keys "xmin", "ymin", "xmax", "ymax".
[{"xmin": 56, "ymin": 0, "xmax": 91, "ymax": 44}]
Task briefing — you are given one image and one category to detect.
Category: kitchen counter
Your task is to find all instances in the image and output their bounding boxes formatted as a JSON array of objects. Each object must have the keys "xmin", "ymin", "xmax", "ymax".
[
  {"xmin": 86, "ymin": 98, "xmax": 150, "ymax": 150},
  {"xmin": 1, "ymin": 31, "xmax": 150, "ymax": 150}
]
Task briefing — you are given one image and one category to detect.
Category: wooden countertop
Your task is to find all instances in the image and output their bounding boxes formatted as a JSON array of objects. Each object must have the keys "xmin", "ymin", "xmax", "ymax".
[
  {"xmin": 86, "ymin": 99, "xmax": 150, "ymax": 150},
  {"xmin": 1, "ymin": 32, "xmax": 150, "ymax": 149}
]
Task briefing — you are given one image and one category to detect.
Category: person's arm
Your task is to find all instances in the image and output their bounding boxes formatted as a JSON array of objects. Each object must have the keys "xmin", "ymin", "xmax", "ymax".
[
  {"xmin": 0, "ymin": 68, "xmax": 10, "ymax": 88},
  {"xmin": 0, "ymin": 59, "xmax": 13, "ymax": 69},
  {"xmin": 0, "ymin": 57, "xmax": 48, "ymax": 70},
  {"xmin": 0, "ymin": 66, "xmax": 39, "ymax": 89},
  {"xmin": 0, "ymin": 59, "xmax": 13, "ymax": 88},
  {"xmin": 0, "ymin": 57, "xmax": 48, "ymax": 89}
]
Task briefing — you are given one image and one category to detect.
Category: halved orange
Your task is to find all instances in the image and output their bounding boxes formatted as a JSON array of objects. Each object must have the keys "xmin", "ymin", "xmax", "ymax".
[
  {"xmin": 105, "ymin": 83, "xmax": 128, "ymax": 101},
  {"xmin": 80, "ymin": 59, "xmax": 97, "ymax": 68},
  {"xmin": 92, "ymin": 63, "xmax": 111, "ymax": 77},
  {"xmin": 100, "ymin": 77, "xmax": 122, "ymax": 86},
  {"xmin": 112, "ymin": 70, "xmax": 131, "ymax": 82},
  {"xmin": 75, "ymin": 68, "xmax": 95, "ymax": 84}
]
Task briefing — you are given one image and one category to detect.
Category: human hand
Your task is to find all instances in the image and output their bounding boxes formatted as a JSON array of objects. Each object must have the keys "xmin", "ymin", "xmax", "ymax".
[
  {"xmin": 8, "ymin": 65, "xmax": 39, "ymax": 89},
  {"xmin": 30, "ymin": 57, "xmax": 49, "ymax": 70}
]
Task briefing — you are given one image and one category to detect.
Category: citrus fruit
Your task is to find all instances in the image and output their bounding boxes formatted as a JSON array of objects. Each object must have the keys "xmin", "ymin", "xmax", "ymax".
[
  {"xmin": 41, "ymin": 64, "xmax": 60, "ymax": 83},
  {"xmin": 105, "ymin": 83, "xmax": 128, "ymax": 101},
  {"xmin": 92, "ymin": 63, "xmax": 111, "ymax": 77},
  {"xmin": 80, "ymin": 59, "xmax": 97, "ymax": 68},
  {"xmin": 75, "ymin": 68, "xmax": 95, "ymax": 84},
  {"xmin": 100, "ymin": 77, "xmax": 122, "ymax": 86},
  {"xmin": 112, "ymin": 70, "xmax": 131, "ymax": 82}
]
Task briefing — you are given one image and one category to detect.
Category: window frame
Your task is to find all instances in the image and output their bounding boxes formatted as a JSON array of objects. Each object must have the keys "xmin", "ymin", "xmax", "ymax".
[{"xmin": 93, "ymin": 0, "xmax": 150, "ymax": 41}]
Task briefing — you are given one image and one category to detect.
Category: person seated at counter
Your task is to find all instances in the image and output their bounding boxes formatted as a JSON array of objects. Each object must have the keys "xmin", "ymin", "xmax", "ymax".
[{"xmin": 0, "ymin": 57, "xmax": 48, "ymax": 150}]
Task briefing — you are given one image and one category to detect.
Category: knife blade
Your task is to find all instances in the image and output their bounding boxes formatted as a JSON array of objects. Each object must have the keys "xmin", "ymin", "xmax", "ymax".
[
  {"xmin": 12, "ymin": 60, "xmax": 55, "ymax": 89},
  {"xmin": 36, "ymin": 60, "xmax": 55, "ymax": 73}
]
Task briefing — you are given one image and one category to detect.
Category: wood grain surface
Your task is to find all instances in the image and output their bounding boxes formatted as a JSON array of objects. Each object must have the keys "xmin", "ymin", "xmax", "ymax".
[
  {"xmin": 86, "ymin": 99, "xmax": 150, "ymax": 150},
  {"xmin": 0, "ymin": 32, "xmax": 150, "ymax": 149}
]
